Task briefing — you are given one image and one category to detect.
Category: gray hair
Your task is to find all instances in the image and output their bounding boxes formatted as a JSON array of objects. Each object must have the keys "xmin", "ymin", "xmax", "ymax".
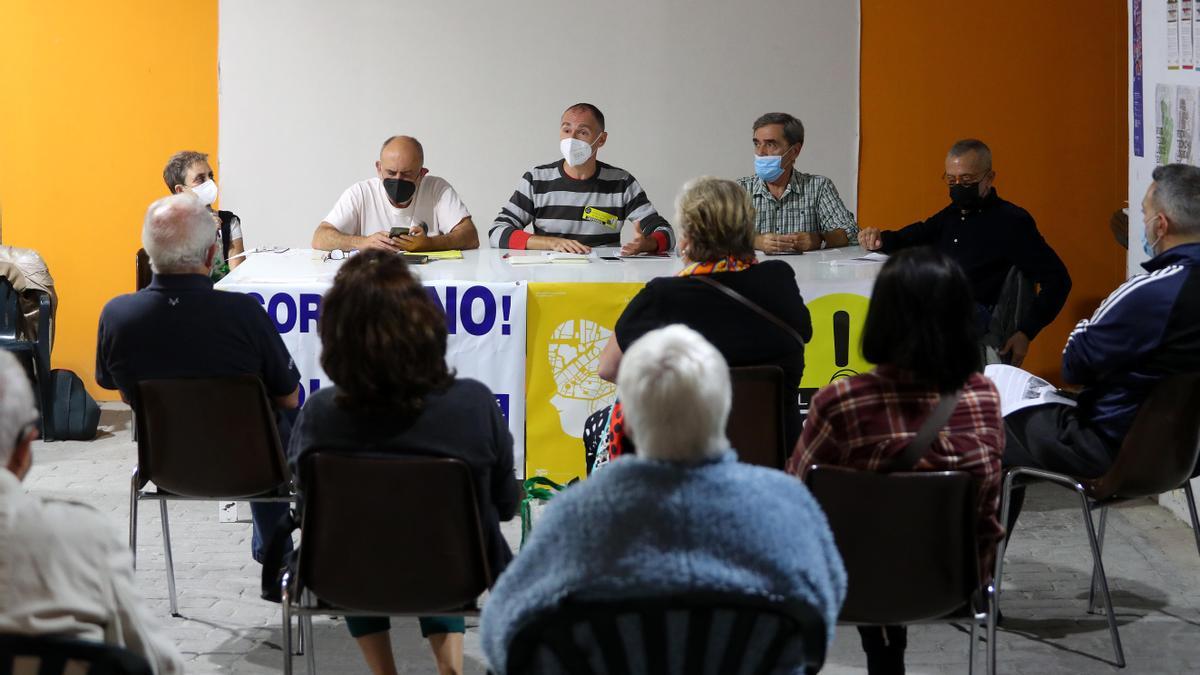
[
  {"xmin": 142, "ymin": 193, "xmax": 217, "ymax": 274},
  {"xmin": 162, "ymin": 150, "xmax": 208, "ymax": 193},
  {"xmin": 616, "ymin": 325, "xmax": 730, "ymax": 463},
  {"xmin": 753, "ymin": 112, "xmax": 805, "ymax": 147},
  {"xmin": 947, "ymin": 138, "xmax": 992, "ymax": 171},
  {"xmin": 1151, "ymin": 163, "xmax": 1200, "ymax": 236},
  {"xmin": 0, "ymin": 351, "xmax": 37, "ymax": 465}
]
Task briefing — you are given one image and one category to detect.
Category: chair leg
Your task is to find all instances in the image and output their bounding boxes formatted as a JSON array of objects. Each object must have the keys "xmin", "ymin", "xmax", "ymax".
[
  {"xmin": 303, "ymin": 614, "xmax": 316, "ymax": 675},
  {"xmin": 128, "ymin": 473, "xmax": 139, "ymax": 570},
  {"xmin": 1076, "ymin": 490, "xmax": 1125, "ymax": 667},
  {"xmin": 968, "ymin": 611, "xmax": 978, "ymax": 675},
  {"xmin": 984, "ymin": 582, "xmax": 997, "ymax": 675},
  {"xmin": 282, "ymin": 574, "xmax": 294, "ymax": 675},
  {"xmin": 159, "ymin": 500, "xmax": 179, "ymax": 617},
  {"xmin": 1087, "ymin": 505, "xmax": 1109, "ymax": 614},
  {"xmin": 1184, "ymin": 481, "xmax": 1200, "ymax": 560}
]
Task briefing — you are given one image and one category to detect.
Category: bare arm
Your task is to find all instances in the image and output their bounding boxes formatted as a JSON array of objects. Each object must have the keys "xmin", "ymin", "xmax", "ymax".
[
  {"xmin": 526, "ymin": 235, "xmax": 591, "ymax": 254},
  {"xmin": 227, "ymin": 238, "xmax": 245, "ymax": 269},
  {"xmin": 274, "ymin": 385, "xmax": 300, "ymax": 410},
  {"xmin": 396, "ymin": 217, "xmax": 480, "ymax": 251},
  {"xmin": 597, "ymin": 337, "xmax": 622, "ymax": 383},
  {"xmin": 313, "ymin": 222, "xmax": 400, "ymax": 252}
]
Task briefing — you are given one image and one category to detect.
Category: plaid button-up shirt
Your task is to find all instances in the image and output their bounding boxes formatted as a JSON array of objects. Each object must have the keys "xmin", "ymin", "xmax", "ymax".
[
  {"xmin": 787, "ymin": 367, "xmax": 1004, "ymax": 579},
  {"xmin": 738, "ymin": 171, "xmax": 859, "ymax": 243}
]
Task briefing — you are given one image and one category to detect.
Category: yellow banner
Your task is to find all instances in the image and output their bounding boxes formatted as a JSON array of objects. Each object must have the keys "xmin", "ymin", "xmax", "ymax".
[
  {"xmin": 525, "ymin": 282, "xmax": 644, "ymax": 482},
  {"xmin": 800, "ymin": 292, "xmax": 872, "ymax": 388}
]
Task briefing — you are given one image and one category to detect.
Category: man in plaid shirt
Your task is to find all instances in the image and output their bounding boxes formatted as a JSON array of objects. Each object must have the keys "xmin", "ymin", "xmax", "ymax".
[{"xmin": 738, "ymin": 112, "xmax": 860, "ymax": 253}]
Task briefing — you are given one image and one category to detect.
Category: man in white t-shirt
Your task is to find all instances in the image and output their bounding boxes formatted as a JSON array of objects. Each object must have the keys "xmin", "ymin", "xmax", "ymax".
[{"xmin": 312, "ymin": 135, "xmax": 479, "ymax": 252}]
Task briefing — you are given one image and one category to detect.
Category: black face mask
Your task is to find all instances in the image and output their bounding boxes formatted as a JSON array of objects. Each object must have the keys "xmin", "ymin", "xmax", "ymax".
[
  {"xmin": 383, "ymin": 178, "xmax": 417, "ymax": 205},
  {"xmin": 949, "ymin": 182, "xmax": 985, "ymax": 210}
]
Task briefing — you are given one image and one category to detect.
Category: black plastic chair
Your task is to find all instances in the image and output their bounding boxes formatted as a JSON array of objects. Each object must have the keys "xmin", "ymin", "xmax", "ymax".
[
  {"xmin": 135, "ymin": 248, "xmax": 152, "ymax": 291},
  {"xmin": 502, "ymin": 591, "xmax": 827, "ymax": 675},
  {"xmin": 129, "ymin": 375, "xmax": 293, "ymax": 616},
  {"xmin": 0, "ymin": 278, "xmax": 53, "ymax": 439},
  {"xmin": 0, "ymin": 633, "xmax": 153, "ymax": 675},
  {"xmin": 806, "ymin": 466, "xmax": 993, "ymax": 675},
  {"xmin": 993, "ymin": 372, "xmax": 1200, "ymax": 670},
  {"xmin": 728, "ymin": 365, "xmax": 787, "ymax": 470},
  {"xmin": 281, "ymin": 452, "xmax": 493, "ymax": 674}
]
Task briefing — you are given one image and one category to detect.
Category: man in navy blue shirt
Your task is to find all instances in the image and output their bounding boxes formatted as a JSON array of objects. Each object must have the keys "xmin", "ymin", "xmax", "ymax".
[
  {"xmin": 1004, "ymin": 163, "xmax": 1200, "ymax": 478},
  {"xmin": 859, "ymin": 139, "xmax": 1072, "ymax": 367},
  {"xmin": 97, "ymin": 193, "xmax": 300, "ymax": 564}
]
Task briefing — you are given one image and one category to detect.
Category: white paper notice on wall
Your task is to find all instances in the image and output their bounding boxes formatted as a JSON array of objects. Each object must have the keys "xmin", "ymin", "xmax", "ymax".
[
  {"xmin": 1158, "ymin": 84, "xmax": 1176, "ymax": 167},
  {"xmin": 1184, "ymin": 0, "xmax": 1196, "ymax": 69},
  {"xmin": 1171, "ymin": 0, "xmax": 1182, "ymax": 69},
  {"xmin": 1176, "ymin": 86, "xmax": 1196, "ymax": 165}
]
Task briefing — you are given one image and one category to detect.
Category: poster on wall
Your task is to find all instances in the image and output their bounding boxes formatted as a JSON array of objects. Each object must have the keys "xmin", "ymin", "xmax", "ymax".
[
  {"xmin": 1170, "ymin": 0, "xmax": 1181, "ymax": 69},
  {"xmin": 1175, "ymin": 86, "xmax": 1196, "ymax": 164},
  {"xmin": 1184, "ymin": 0, "xmax": 1195, "ymax": 68}
]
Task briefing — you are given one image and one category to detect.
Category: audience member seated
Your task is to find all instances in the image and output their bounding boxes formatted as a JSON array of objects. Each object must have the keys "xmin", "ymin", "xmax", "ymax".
[
  {"xmin": 0, "ymin": 351, "xmax": 183, "ymax": 674},
  {"xmin": 858, "ymin": 139, "xmax": 1071, "ymax": 367},
  {"xmin": 1004, "ymin": 163, "xmax": 1200, "ymax": 483},
  {"xmin": 96, "ymin": 193, "xmax": 300, "ymax": 566},
  {"xmin": 481, "ymin": 325, "xmax": 846, "ymax": 674},
  {"xmin": 738, "ymin": 112, "xmax": 860, "ymax": 252},
  {"xmin": 788, "ymin": 247, "xmax": 1004, "ymax": 675},
  {"xmin": 488, "ymin": 102, "xmax": 673, "ymax": 255},
  {"xmin": 586, "ymin": 176, "xmax": 812, "ymax": 471},
  {"xmin": 0, "ymin": 245, "xmax": 57, "ymax": 347},
  {"xmin": 287, "ymin": 250, "xmax": 519, "ymax": 675},
  {"xmin": 163, "ymin": 150, "xmax": 245, "ymax": 279},
  {"xmin": 312, "ymin": 135, "xmax": 479, "ymax": 253}
]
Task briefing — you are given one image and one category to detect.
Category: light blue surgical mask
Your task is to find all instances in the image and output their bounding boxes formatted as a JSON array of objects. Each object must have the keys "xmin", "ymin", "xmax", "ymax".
[
  {"xmin": 1143, "ymin": 213, "xmax": 1163, "ymax": 258},
  {"xmin": 754, "ymin": 154, "xmax": 784, "ymax": 182}
]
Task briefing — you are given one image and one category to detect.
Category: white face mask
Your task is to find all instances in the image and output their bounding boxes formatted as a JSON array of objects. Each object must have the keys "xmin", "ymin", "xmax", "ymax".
[
  {"xmin": 191, "ymin": 178, "xmax": 219, "ymax": 206},
  {"xmin": 560, "ymin": 137, "xmax": 597, "ymax": 167}
]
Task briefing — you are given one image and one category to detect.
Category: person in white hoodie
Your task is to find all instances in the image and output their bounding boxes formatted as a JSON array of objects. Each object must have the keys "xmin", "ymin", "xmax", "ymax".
[{"xmin": 0, "ymin": 350, "xmax": 183, "ymax": 673}]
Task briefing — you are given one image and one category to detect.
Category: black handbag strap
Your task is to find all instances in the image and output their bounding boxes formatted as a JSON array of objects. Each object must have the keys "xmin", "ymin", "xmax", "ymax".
[
  {"xmin": 889, "ymin": 390, "xmax": 961, "ymax": 471},
  {"xmin": 692, "ymin": 275, "xmax": 806, "ymax": 347}
]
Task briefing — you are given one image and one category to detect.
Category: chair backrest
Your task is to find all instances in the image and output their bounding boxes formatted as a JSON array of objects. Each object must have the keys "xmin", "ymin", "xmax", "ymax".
[
  {"xmin": 297, "ymin": 452, "xmax": 492, "ymax": 613},
  {"xmin": 505, "ymin": 592, "xmax": 827, "ymax": 675},
  {"xmin": 728, "ymin": 365, "xmax": 787, "ymax": 470},
  {"xmin": 135, "ymin": 249, "xmax": 152, "ymax": 291},
  {"xmin": 0, "ymin": 277, "xmax": 22, "ymax": 341},
  {"xmin": 1087, "ymin": 372, "xmax": 1200, "ymax": 501},
  {"xmin": 0, "ymin": 633, "xmax": 153, "ymax": 675},
  {"xmin": 134, "ymin": 375, "xmax": 288, "ymax": 498},
  {"xmin": 806, "ymin": 466, "xmax": 979, "ymax": 625}
]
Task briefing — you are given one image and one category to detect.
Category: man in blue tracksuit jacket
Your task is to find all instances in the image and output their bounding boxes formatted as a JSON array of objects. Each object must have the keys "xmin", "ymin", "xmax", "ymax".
[{"xmin": 1005, "ymin": 163, "xmax": 1200, "ymax": 478}]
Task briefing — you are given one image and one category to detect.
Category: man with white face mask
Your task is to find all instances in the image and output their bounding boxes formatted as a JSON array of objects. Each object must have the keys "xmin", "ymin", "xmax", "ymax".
[
  {"xmin": 163, "ymin": 150, "xmax": 244, "ymax": 279},
  {"xmin": 314, "ymin": 135, "xmax": 478, "ymax": 253},
  {"xmin": 489, "ymin": 103, "xmax": 674, "ymax": 254}
]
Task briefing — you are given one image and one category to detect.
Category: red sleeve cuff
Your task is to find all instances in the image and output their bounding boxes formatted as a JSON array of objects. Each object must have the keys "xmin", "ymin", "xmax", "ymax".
[
  {"xmin": 508, "ymin": 230, "xmax": 531, "ymax": 250},
  {"xmin": 651, "ymin": 231, "xmax": 669, "ymax": 253}
]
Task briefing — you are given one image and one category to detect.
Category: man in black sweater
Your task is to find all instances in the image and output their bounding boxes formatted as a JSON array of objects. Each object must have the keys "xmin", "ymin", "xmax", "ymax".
[{"xmin": 859, "ymin": 139, "xmax": 1071, "ymax": 366}]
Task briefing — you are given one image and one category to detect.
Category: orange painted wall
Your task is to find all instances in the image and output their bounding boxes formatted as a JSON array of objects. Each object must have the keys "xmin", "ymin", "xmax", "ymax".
[
  {"xmin": 1, "ymin": 2, "xmax": 1125, "ymax": 399},
  {"xmin": 859, "ymin": 1, "xmax": 1129, "ymax": 383},
  {"xmin": 0, "ymin": 1, "xmax": 218, "ymax": 400}
]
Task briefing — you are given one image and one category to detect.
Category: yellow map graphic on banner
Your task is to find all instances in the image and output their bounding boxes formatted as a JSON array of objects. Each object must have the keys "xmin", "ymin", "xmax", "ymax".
[{"xmin": 526, "ymin": 282, "xmax": 644, "ymax": 483}]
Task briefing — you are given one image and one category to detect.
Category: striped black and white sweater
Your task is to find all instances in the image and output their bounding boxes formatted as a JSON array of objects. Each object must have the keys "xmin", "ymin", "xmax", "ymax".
[{"xmin": 489, "ymin": 160, "xmax": 673, "ymax": 250}]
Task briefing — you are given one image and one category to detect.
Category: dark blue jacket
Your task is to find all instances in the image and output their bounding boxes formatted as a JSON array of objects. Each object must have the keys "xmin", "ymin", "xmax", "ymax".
[{"xmin": 1064, "ymin": 243, "xmax": 1200, "ymax": 444}]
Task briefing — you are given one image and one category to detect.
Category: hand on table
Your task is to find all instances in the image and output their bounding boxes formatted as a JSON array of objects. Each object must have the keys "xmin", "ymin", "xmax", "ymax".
[
  {"xmin": 394, "ymin": 230, "xmax": 432, "ymax": 252},
  {"xmin": 755, "ymin": 233, "xmax": 799, "ymax": 254},
  {"xmin": 358, "ymin": 232, "xmax": 402, "ymax": 252},
  {"xmin": 620, "ymin": 221, "xmax": 658, "ymax": 256},
  {"xmin": 792, "ymin": 232, "xmax": 823, "ymax": 252},
  {"xmin": 548, "ymin": 238, "xmax": 591, "ymax": 254},
  {"xmin": 859, "ymin": 227, "xmax": 884, "ymax": 251}
]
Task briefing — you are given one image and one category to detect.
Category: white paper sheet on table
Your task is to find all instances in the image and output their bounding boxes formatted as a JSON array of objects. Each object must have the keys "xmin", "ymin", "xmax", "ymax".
[
  {"xmin": 504, "ymin": 252, "xmax": 592, "ymax": 265},
  {"xmin": 826, "ymin": 252, "xmax": 889, "ymax": 266},
  {"xmin": 984, "ymin": 364, "xmax": 1078, "ymax": 417}
]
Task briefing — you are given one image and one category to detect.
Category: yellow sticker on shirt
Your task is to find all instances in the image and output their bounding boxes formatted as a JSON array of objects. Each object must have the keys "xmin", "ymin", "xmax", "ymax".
[{"xmin": 582, "ymin": 206, "xmax": 620, "ymax": 230}]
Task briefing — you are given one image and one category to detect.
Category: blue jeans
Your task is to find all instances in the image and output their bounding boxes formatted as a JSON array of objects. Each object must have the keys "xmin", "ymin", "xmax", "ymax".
[{"xmin": 251, "ymin": 501, "xmax": 293, "ymax": 563}]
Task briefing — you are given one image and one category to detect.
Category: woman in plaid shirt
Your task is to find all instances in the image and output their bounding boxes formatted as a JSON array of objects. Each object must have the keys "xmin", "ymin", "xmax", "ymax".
[{"xmin": 787, "ymin": 247, "xmax": 1004, "ymax": 675}]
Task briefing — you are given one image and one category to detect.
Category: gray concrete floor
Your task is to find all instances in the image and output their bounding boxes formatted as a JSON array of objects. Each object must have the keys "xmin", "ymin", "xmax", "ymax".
[{"xmin": 21, "ymin": 404, "xmax": 1200, "ymax": 673}]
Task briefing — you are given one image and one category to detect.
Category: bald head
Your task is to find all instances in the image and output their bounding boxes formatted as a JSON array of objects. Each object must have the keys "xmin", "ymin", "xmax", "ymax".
[
  {"xmin": 142, "ymin": 193, "xmax": 217, "ymax": 274},
  {"xmin": 379, "ymin": 135, "xmax": 424, "ymax": 166}
]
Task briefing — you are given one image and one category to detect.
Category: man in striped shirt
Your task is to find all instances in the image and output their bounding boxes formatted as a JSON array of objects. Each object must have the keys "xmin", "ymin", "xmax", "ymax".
[
  {"xmin": 738, "ymin": 112, "xmax": 860, "ymax": 253},
  {"xmin": 489, "ymin": 103, "xmax": 673, "ymax": 254}
]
